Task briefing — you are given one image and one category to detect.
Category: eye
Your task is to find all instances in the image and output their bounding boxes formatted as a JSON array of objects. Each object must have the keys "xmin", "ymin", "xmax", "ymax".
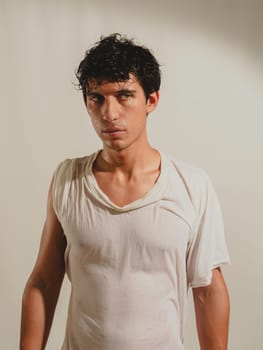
[
  {"xmin": 87, "ymin": 94, "xmax": 104, "ymax": 104},
  {"xmin": 117, "ymin": 92, "xmax": 133, "ymax": 101}
]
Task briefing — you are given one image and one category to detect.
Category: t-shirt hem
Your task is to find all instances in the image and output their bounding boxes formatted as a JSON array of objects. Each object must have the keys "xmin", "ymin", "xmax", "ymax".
[{"xmin": 189, "ymin": 260, "xmax": 231, "ymax": 288}]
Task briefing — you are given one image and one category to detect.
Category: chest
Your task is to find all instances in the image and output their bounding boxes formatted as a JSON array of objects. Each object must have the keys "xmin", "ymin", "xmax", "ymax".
[
  {"xmin": 93, "ymin": 170, "xmax": 160, "ymax": 207},
  {"xmin": 62, "ymin": 197, "xmax": 194, "ymax": 260}
]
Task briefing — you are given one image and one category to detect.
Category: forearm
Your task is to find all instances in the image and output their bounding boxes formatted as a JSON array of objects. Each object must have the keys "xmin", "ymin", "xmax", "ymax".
[
  {"xmin": 20, "ymin": 278, "xmax": 62, "ymax": 350},
  {"xmin": 193, "ymin": 269, "xmax": 230, "ymax": 350},
  {"xmin": 20, "ymin": 284, "xmax": 47, "ymax": 350}
]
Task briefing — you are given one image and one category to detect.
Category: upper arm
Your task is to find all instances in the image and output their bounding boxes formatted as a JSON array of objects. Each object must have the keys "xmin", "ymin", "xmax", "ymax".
[
  {"xmin": 187, "ymin": 171, "xmax": 231, "ymax": 288},
  {"xmin": 27, "ymin": 176, "xmax": 67, "ymax": 289},
  {"xmin": 192, "ymin": 268, "xmax": 230, "ymax": 349},
  {"xmin": 192, "ymin": 268, "xmax": 229, "ymax": 302}
]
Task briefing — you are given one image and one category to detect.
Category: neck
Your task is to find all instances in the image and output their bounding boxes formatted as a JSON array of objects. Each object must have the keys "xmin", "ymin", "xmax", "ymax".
[{"xmin": 95, "ymin": 144, "xmax": 160, "ymax": 177}]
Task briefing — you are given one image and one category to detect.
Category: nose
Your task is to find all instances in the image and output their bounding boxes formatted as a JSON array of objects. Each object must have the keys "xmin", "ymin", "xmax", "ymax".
[{"xmin": 101, "ymin": 97, "xmax": 119, "ymax": 122}]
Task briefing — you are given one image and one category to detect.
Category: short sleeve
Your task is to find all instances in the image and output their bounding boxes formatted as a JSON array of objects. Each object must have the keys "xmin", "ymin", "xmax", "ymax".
[{"xmin": 186, "ymin": 174, "xmax": 231, "ymax": 288}]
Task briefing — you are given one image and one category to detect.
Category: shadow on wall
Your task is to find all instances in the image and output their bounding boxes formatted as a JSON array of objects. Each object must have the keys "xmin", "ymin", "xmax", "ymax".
[{"xmin": 82, "ymin": 0, "xmax": 263, "ymax": 68}]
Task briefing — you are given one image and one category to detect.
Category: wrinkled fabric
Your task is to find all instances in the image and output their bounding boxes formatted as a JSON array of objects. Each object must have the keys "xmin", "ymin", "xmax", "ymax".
[{"xmin": 52, "ymin": 151, "xmax": 230, "ymax": 350}]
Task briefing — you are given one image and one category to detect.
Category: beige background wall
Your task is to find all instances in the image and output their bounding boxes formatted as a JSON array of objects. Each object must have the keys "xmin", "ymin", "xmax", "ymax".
[{"xmin": 1, "ymin": 0, "xmax": 262, "ymax": 349}]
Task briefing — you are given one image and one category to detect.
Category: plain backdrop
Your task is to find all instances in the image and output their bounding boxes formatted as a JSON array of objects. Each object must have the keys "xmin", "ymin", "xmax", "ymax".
[{"xmin": 1, "ymin": 0, "xmax": 263, "ymax": 349}]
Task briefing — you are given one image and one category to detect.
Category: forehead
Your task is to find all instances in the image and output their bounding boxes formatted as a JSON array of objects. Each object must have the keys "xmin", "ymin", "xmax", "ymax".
[{"xmin": 87, "ymin": 74, "xmax": 141, "ymax": 93}]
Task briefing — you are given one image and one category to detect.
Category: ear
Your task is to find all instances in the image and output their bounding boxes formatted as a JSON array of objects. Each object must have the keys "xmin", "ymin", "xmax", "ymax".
[{"xmin": 146, "ymin": 91, "xmax": 160, "ymax": 114}]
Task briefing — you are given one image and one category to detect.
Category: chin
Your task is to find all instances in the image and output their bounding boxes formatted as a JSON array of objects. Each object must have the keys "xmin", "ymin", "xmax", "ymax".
[{"xmin": 104, "ymin": 141, "xmax": 129, "ymax": 152}]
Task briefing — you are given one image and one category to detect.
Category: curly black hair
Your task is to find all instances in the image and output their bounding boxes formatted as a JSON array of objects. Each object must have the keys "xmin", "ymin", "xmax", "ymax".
[{"xmin": 76, "ymin": 33, "xmax": 161, "ymax": 101}]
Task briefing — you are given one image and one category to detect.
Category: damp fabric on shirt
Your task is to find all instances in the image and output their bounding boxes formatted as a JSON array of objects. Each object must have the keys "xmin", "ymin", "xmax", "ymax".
[{"xmin": 52, "ymin": 151, "xmax": 230, "ymax": 350}]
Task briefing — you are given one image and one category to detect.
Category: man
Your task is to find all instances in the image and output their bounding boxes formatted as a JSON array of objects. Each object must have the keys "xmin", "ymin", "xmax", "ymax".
[{"xmin": 20, "ymin": 34, "xmax": 230, "ymax": 350}]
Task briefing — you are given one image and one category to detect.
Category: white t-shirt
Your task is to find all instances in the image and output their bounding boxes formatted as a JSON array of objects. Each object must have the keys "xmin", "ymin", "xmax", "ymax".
[{"xmin": 52, "ymin": 151, "xmax": 230, "ymax": 350}]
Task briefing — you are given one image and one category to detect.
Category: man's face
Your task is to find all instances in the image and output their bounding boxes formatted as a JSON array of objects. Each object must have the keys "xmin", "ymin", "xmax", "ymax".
[{"xmin": 85, "ymin": 74, "xmax": 159, "ymax": 152}]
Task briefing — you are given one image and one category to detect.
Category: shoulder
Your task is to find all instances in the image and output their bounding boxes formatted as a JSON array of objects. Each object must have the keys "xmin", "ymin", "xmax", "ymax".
[
  {"xmin": 53, "ymin": 151, "xmax": 98, "ymax": 181},
  {"xmin": 164, "ymin": 153, "xmax": 211, "ymax": 188},
  {"xmin": 163, "ymin": 153, "xmax": 214, "ymax": 211},
  {"xmin": 51, "ymin": 152, "xmax": 98, "ymax": 216}
]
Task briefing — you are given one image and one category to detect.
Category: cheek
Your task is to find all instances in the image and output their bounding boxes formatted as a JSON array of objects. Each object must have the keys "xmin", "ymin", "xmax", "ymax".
[
  {"xmin": 126, "ymin": 102, "xmax": 147, "ymax": 118},
  {"xmin": 90, "ymin": 117, "xmax": 101, "ymax": 131},
  {"xmin": 87, "ymin": 108, "xmax": 99, "ymax": 124},
  {"xmin": 87, "ymin": 113, "xmax": 101, "ymax": 134}
]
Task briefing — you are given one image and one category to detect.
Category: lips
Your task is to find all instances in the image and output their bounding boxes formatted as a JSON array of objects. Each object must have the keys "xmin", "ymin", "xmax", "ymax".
[
  {"xmin": 102, "ymin": 127, "xmax": 125, "ymax": 133},
  {"xmin": 102, "ymin": 127, "xmax": 126, "ymax": 137}
]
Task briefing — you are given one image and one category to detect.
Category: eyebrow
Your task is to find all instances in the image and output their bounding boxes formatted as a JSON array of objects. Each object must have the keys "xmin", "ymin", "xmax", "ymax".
[
  {"xmin": 86, "ymin": 92, "xmax": 102, "ymax": 97},
  {"xmin": 116, "ymin": 89, "xmax": 136, "ymax": 94},
  {"xmin": 87, "ymin": 88, "xmax": 136, "ymax": 96}
]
